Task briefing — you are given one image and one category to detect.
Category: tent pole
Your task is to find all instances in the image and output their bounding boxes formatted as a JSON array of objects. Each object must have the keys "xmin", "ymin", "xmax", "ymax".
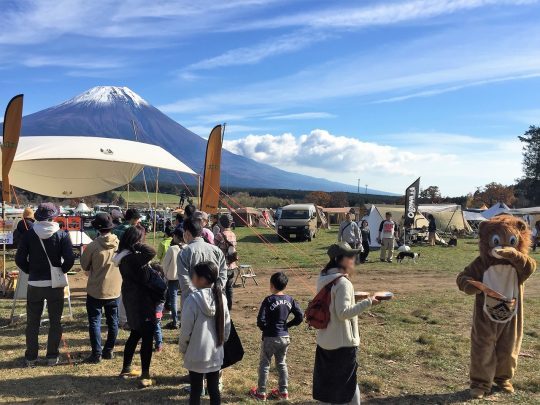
[
  {"xmin": 197, "ymin": 174, "xmax": 201, "ymax": 209},
  {"xmin": 1, "ymin": 200, "xmax": 5, "ymax": 295},
  {"xmin": 443, "ymin": 206, "xmax": 459, "ymax": 234},
  {"xmin": 153, "ymin": 169, "xmax": 159, "ymax": 247},
  {"xmin": 126, "ymin": 184, "xmax": 130, "ymax": 209}
]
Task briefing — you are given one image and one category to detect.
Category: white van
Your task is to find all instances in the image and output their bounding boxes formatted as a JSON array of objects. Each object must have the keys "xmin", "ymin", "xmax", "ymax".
[{"xmin": 276, "ymin": 203, "xmax": 318, "ymax": 242}]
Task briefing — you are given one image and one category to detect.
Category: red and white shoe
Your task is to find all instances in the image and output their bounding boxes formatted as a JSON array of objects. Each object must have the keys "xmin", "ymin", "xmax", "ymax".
[
  {"xmin": 249, "ymin": 387, "xmax": 267, "ymax": 401},
  {"xmin": 269, "ymin": 389, "xmax": 289, "ymax": 400}
]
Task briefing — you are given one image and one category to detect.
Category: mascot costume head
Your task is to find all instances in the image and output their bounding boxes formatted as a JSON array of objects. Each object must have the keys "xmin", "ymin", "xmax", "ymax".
[{"xmin": 457, "ymin": 215, "xmax": 536, "ymax": 399}]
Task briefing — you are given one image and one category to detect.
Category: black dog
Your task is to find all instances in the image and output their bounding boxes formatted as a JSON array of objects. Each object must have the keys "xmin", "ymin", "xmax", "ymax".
[{"xmin": 396, "ymin": 251, "xmax": 420, "ymax": 263}]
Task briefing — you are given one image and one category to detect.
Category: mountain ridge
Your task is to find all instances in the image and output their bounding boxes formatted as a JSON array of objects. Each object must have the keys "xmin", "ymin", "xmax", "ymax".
[{"xmin": 13, "ymin": 86, "xmax": 393, "ymax": 195}]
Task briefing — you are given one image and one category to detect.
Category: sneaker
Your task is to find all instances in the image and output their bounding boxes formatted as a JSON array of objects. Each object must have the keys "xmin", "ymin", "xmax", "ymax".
[
  {"xmin": 84, "ymin": 354, "xmax": 101, "ymax": 364},
  {"xmin": 24, "ymin": 358, "xmax": 38, "ymax": 368},
  {"xmin": 269, "ymin": 389, "xmax": 289, "ymax": 400},
  {"xmin": 164, "ymin": 321, "xmax": 179, "ymax": 330},
  {"xmin": 139, "ymin": 375, "xmax": 155, "ymax": 388},
  {"xmin": 155, "ymin": 345, "xmax": 163, "ymax": 353},
  {"xmin": 119, "ymin": 368, "xmax": 141, "ymax": 379},
  {"xmin": 470, "ymin": 388, "xmax": 486, "ymax": 399},
  {"xmin": 496, "ymin": 381, "xmax": 515, "ymax": 394},
  {"xmin": 47, "ymin": 357, "xmax": 59, "ymax": 366},
  {"xmin": 249, "ymin": 387, "xmax": 267, "ymax": 401},
  {"xmin": 102, "ymin": 351, "xmax": 115, "ymax": 360}
]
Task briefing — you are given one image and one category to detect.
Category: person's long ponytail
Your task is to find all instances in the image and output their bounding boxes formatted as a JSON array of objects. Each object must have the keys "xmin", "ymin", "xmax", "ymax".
[
  {"xmin": 193, "ymin": 261, "xmax": 225, "ymax": 347},
  {"xmin": 212, "ymin": 281, "xmax": 225, "ymax": 346}
]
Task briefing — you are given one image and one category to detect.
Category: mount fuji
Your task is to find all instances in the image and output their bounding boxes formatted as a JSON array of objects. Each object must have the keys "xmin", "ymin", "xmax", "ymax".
[{"xmin": 17, "ymin": 86, "xmax": 385, "ymax": 194}]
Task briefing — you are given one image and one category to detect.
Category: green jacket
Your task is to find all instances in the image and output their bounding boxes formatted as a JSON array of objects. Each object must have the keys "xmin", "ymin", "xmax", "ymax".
[
  {"xmin": 157, "ymin": 237, "xmax": 172, "ymax": 262},
  {"xmin": 112, "ymin": 223, "xmax": 131, "ymax": 241}
]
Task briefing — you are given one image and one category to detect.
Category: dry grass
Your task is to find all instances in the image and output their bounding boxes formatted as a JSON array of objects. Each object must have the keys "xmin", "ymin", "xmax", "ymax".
[{"xmin": 0, "ymin": 228, "xmax": 539, "ymax": 404}]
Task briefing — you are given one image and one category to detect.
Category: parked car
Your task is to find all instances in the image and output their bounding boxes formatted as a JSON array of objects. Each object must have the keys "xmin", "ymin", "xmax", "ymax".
[{"xmin": 276, "ymin": 203, "xmax": 318, "ymax": 242}]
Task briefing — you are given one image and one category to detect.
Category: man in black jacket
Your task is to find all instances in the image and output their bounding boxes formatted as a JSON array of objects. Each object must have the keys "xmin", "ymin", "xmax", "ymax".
[{"xmin": 15, "ymin": 203, "xmax": 74, "ymax": 367}]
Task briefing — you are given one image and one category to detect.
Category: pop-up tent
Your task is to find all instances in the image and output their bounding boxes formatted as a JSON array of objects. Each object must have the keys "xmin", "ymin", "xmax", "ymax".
[
  {"xmin": 482, "ymin": 202, "xmax": 510, "ymax": 219},
  {"xmin": 74, "ymin": 202, "xmax": 92, "ymax": 214},
  {"xmin": 1, "ymin": 136, "xmax": 195, "ymax": 197},
  {"xmin": 419, "ymin": 204, "xmax": 472, "ymax": 234},
  {"xmin": 363, "ymin": 204, "xmax": 429, "ymax": 247}
]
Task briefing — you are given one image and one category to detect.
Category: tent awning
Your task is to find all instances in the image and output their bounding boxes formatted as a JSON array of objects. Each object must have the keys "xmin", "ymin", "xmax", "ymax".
[{"xmin": 2, "ymin": 136, "xmax": 195, "ymax": 198}]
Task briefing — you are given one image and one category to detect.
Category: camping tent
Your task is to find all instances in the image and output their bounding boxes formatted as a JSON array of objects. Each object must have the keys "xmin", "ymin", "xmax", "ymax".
[
  {"xmin": 0, "ymin": 136, "xmax": 195, "ymax": 197},
  {"xmin": 231, "ymin": 207, "xmax": 261, "ymax": 227},
  {"xmin": 363, "ymin": 204, "xmax": 429, "ymax": 248},
  {"xmin": 74, "ymin": 202, "xmax": 92, "ymax": 214},
  {"xmin": 419, "ymin": 204, "xmax": 472, "ymax": 234},
  {"xmin": 482, "ymin": 202, "xmax": 510, "ymax": 219}
]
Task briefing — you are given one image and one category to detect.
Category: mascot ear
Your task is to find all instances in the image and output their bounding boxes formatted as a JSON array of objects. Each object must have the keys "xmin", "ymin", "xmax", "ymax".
[{"xmin": 515, "ymin": 219, "xmax": 527, "ymax": 232}]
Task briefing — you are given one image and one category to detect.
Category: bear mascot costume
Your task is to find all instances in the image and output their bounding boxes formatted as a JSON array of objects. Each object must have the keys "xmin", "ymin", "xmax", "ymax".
[{"xmin": 457, "ymin": 215, "xmax": 536, "ymax": 399}]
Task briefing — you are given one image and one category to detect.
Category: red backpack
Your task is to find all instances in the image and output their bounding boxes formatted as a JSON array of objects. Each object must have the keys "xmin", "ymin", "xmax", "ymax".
[{"xmin": 305, "ymin": 275, "xmax": 344, "ymax": 329}]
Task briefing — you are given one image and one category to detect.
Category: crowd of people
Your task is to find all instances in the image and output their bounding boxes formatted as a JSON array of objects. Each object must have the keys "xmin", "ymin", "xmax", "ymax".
[{"xmin": 13, "ymin": 201, "xmax": 386, "ymax": 404}]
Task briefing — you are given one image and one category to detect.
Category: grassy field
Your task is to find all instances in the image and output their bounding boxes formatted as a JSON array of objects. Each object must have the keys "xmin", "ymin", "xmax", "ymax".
[{"xmin": 0, "ymin": 227, "xmax": 539, "ymax": 404}]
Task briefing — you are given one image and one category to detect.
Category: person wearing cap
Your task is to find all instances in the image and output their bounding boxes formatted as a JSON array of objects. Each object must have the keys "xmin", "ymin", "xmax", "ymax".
[
  {"xmin": 13, "ymin": 207, "xmax": 35, "ymax": 248},
  {"xmin": 113, "ymin": 208, "xmax": 141, "ymax": 240},
  {"xmin": 214, "ymin": 214, "xmax": 238, "ymax": 310},
  {"xmin": 312, "ymin": 242, "xmax": 379, "ymax": 405},
  {"xmin": 193, "ymin": 210, "xmax": 215, "ymax": 245},
  {"xmin": 110, "ymin": 209, "xmax": 123, "ymax": 227},
  {"xmin": 15, "ymin": 203, "xmax": 75, "ymax": 367},
  {"xmin": 80, "ymin": 213, "xmax": 121, "ymax": 363},
  {"xmin": 338, "ymin": 212, "xmax": 363, "ymax": 264}
]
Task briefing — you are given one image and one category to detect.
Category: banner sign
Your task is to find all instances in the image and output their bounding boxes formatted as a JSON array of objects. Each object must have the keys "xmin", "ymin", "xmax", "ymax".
[
  {"xmin": 404, "ymin": 177, "xmax": 420, "ymax": 228},
  {"xmin": 200, "ymin": 125, "xmax": 223, "ymax": 214},
  {"xmin": 0, "ymin": 218, "xmax": 15, "ymax": 244},
  {"xmin": 53, "ymin": 216, "xmax": 82, "ymax": 232}
]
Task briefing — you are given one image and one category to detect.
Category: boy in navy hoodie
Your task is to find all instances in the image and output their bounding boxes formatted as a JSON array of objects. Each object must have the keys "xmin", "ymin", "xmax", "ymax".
[{"xmin": 249, "ymin": 272, "xmax": 303, "ymax": 401}]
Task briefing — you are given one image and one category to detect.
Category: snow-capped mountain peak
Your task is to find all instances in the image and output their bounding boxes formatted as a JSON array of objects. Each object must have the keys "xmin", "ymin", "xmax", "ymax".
[{"xmin": 62, "ymin": 86, "xmax": 149, "ymax": 108}]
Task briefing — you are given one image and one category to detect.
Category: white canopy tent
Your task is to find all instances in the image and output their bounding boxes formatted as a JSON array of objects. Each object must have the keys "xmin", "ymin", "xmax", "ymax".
[
  {"xmin": 482, "ymin": 202, "xmax": 510, "ymax": 219},
  {"xmin": 1, "ymin": 136, "xmax": 195, "ymax": 198},
  {"xmin": 74, "ymin": 202, "xmax": 92, "ymax": 213},
  {"xmin": 463, "ymin": 211, "xmax": 487, "ymax": 222}
]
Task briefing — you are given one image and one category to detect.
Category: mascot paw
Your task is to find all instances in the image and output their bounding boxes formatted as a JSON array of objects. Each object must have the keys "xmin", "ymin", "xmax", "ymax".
[
  {"xmin": 496, "ymin": 381, "xmax": 515, "ymax": 394},
  {"xmin": 470, "ymin": 388, "xmax": 486, "ymax": 399},
  {"xmin": 492, "ymin": 247, "xmax": 521, "ymax": 261}
]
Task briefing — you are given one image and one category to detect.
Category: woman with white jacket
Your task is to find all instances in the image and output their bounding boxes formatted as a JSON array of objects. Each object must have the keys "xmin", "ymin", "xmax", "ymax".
[{"xmin": 313, "ymin": 242, "xmax": 380, "ymax": 405}]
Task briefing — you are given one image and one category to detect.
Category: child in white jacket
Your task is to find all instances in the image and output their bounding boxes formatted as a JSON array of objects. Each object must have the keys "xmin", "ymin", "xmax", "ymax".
[
  {"xmin": 162, "ymin": 228, "xmax": 184, "ymax": 329},
  {"xmin": 179, "ymin": 261, "xmax": 230, "ymax": 405}
]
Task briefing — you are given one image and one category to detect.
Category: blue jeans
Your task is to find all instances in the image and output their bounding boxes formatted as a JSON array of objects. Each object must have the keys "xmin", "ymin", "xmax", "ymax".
[
  {"xmin": 86, "ymin": 295, "xmax": 119, "ymax": 357},
  {"xmin": 154, "ymin": 320, "xmax": 163, "ymax": 349},
  {"xmin": 167, "ymin": 280, "xmax": 180, "ymax": 324}
]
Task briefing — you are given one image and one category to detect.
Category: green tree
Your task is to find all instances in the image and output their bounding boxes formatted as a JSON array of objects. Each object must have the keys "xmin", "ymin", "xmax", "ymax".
[
  {"xmin": 517, "ymin": 126, "xmax": 540, "ymax": 205},
  {"xmin": 420, "ymin": 186, "xmax": 441, "ymax": 203},
  {"xmin": 305, "ymin": 191, "xmax": 331, "ymax": 207}
]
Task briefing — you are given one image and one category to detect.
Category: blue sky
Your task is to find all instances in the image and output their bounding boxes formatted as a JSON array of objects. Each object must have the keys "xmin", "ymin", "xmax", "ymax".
[{"xmin": 2, "ymin": 0, "xmax": 540, "ymax": 195}]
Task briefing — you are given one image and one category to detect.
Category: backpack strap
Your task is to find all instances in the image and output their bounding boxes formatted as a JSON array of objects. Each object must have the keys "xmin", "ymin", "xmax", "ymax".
[
  {"xmin": 324, "ymin": 274, "xmax": 345, "ymax": 291},
  {"xmin": 340, "ymin": 222, "xmax": 352, "ymax": 238}
]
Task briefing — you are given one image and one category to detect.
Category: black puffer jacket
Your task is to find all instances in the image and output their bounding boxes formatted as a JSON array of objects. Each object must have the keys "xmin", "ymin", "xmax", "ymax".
[{"xmin": 116, "ymin": 243, "xmax": 156, "ymax": 332}]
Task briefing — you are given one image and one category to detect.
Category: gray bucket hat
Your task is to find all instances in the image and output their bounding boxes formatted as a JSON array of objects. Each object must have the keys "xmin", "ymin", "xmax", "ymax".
[{"xmin": 327, "ymin": 242, "xmax": 360, "ymax": 259}]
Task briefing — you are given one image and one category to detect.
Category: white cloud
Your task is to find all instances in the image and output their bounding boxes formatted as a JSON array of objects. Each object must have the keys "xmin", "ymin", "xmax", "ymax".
[
  {"xmin": 23, "ymin": 56, "xmax": 122, "ymax": 69},
  {"xmin": 224, "ymin": 129, "xmax": 523, "ymax": 195},
  {"xmin": 226, "ymin": 0, "xmax": 539, "ymax": 31},
  {"xmin": 160, "ymin": 22, "xmax": 540, "ymax": 114},
  {"xmin": 224, "ymin": 129, "xmax": 447, "ymax": 175},
  {"xmin": 264, "ymin": 112, "xmax": 336, "ymax": 120},
  {"xmin": 186, "ymin": 30, "xmax": 327, "ymax": 71}
]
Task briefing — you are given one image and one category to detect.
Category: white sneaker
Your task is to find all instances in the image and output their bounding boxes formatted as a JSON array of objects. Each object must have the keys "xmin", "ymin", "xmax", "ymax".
[{"xmin": 47, "ymin": 357, "xmax": 59, "ymax": 366}]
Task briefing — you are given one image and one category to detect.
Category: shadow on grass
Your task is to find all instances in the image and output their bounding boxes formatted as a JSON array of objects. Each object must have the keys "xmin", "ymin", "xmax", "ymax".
[
  {"xmin": 365, "ymin": 390, "xmax": 470, "ymax": 404},
  {"xmin": 0, "ymin": 374, "xmax": 185, "ymax": 403}
]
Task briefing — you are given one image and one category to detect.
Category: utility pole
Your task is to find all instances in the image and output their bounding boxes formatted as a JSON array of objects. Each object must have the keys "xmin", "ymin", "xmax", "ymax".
[
  {"xmin": 357, "ymin": 178, "xmax": 361, "ymax": 193},
  {"xmin": 365, "ymin": 184, "xmax": 368, "ymax": 195}
]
